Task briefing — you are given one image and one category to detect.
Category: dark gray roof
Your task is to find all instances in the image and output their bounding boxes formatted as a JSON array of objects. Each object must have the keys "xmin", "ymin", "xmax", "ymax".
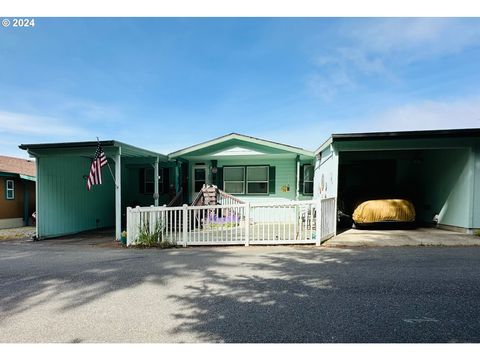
[
  {"xmin": 19, "ymin": 140, "xmax": 168, "ymax": 159},
  {"xmin": 316, "ymin": 128, "xmax": 480, "ymax": 154},
  {"xmin": 331, "ymin": 128, "xmax": 480, "ymax": 141}
]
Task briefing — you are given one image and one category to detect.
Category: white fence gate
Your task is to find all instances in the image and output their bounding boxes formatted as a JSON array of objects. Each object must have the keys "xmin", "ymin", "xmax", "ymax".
[{"xmin": 126, "ymin": 198, "xmax": 336, "ymax": 247}]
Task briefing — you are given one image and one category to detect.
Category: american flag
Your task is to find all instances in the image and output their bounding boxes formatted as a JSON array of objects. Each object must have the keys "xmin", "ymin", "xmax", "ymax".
[{"xmin": 87, "ymin": 142, "xmax": 108, "ymax": 191}]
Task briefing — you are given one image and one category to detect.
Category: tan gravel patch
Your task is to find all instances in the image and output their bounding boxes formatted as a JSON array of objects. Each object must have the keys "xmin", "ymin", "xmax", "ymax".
[{"xmin": 0, "ymin": 226, "xmax": 36, "ymax": 241}]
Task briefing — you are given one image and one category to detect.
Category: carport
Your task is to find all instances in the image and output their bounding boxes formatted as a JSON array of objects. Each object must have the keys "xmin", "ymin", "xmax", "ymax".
[
  {"xmin": 315, "ymin": 129, "xmax": 480, "ymax": 234},
  {"xmin": 19, "ymin": 141, "xmax": 171, "ymax": 241}
]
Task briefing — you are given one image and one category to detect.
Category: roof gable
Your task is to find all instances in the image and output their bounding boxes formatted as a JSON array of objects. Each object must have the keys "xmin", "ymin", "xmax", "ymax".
[
  {"xmin": 212, "ymin": 146, "xmax": 265, "ymax": 156},
  {"xmin": 169, "ymin": 133, "xmax": 314, "ymax": 159}
]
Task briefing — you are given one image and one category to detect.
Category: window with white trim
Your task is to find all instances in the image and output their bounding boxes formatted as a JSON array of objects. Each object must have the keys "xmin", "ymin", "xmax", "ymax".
[
  {"xmin": 246, "ymin": 166, "xmax": 269, "ymax": 194},
  {"xmin": 224, "ymin": 166, "xmax": 270, "ymax": 195},
  {"xmin": 6, "ymin": 179, "xmax": 14, "ymax": 200},
  {"xmin": 303, "ymin": 164, "xmax": 314, "ymax": 195},
  {"xmin": 223, "ymin": 167, "xmax": 245, "ymax": 194}
]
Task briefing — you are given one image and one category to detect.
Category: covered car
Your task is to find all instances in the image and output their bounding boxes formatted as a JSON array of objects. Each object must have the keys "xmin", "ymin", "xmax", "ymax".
[{"xmin": 352, "ymin": 199, "xmax": 416, "ymax": 225}]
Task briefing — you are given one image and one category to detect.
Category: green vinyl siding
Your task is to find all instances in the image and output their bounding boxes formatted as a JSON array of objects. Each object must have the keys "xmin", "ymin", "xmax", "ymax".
[
  {"xmin": 419, "ymin": 149, "xmax": 474, "ymax": 229},
  {"xmin": 474, "ymin": 145, "xmax": 480, "ymax": 229},
  {"xmin": 37, "ymin": 155, "xmax": 115, "ymax": 238},
  {"xmin": 217, "ymin": 158, "xmax": 302, "ymax": 202}
]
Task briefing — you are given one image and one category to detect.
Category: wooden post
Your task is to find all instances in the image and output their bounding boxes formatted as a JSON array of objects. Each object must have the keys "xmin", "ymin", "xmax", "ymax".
[
  {"xmin": 23, "ymin": 179, "xmax": 29, "ymax": 226},
  {"xmin": 114, "ymin": 151, "xmax": 122, "ymax": 241}
]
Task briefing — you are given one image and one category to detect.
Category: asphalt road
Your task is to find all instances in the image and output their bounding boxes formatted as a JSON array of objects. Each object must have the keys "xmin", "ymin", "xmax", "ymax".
[{"xmin": 1, "ymin": 239, "xmax": 480, "ymax": 343}]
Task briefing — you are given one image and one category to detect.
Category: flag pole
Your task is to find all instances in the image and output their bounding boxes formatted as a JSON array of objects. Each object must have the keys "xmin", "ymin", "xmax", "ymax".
[{"xmin": 97, "ymin": 137, "xmax": 118, "ymax": 189}]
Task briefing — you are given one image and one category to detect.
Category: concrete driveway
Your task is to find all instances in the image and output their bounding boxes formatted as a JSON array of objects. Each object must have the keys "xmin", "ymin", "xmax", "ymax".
[
  {"xmin": 324, "ymin": 228, "xmax": 480, "ymax": 247},
  {"xmin": 1, "ymin": 239, "xmax": 480, "ymax": 343}
]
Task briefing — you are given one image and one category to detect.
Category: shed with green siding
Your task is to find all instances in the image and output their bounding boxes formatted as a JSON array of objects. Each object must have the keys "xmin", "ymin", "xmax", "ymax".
[
  {"xmin": 314, "ymin": 128, "xmax": 480, "ymax": 234},
  {"xmin": 19, "ymin": 141, "xmax": 171, "ymax": 240},
  {"xmin": 169, "ymin": 133, "xmax": 315, "ymax": 204}
]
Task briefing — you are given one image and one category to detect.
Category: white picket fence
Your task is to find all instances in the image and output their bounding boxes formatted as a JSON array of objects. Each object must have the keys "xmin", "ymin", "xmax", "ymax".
[{"xmin": 126, "ymin": 198, "xmax": 336, "ymax": 247}]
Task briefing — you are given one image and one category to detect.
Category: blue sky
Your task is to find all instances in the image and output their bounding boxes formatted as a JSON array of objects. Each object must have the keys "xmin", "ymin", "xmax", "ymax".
[{"xmin": 1, "ymin": 17, "xmax": 480, "ymax": 158}]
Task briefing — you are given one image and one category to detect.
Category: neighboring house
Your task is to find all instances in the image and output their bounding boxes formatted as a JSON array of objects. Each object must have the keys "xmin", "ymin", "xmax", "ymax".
[
  {"xmin": 314, "ymin": 128, "xmax": 480, "ymax": 234},
  {"xmin": 0, "ymin": 155, "xmax": 36, "ymax": 229},
  {"xmin": 169, "ymin": 133, "xmax": 315, "ymax": 204}
]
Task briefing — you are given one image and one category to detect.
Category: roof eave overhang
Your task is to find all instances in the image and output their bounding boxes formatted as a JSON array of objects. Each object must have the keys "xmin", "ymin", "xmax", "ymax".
[
  {"xmin": 19, "ymin": 140, "xmax": 169, "ymax": 160},
  {"xmin": 331, "ymin": 128, "xmax": 480, "ymax": 142},
  {"xmin": 315, "ymin": 137, "xmax": 333, "ymax": 155}
]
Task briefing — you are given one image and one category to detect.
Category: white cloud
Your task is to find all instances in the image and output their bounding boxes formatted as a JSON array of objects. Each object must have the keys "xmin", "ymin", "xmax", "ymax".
[
  {"xmin": 361, "ymin": 97, "xmax": 480, "ymax": 132},
  {"xmin": 0, "ymin": 111, "xmax": 88, "ymax": 136},
  {"xmin": 309, "ymin": 19, "xmax": 480, "ymax": 100},
  {"xmin": 56, "ymin": 99, "xmax": 122, "ymax": 122},
  {"xmin": 348, "ymin": 18, "xmax": 480, "ymax": 58},
  {"xmin": 307, "ymin": 69, "xmax": 355, "ymax": 101},
  {"xmin": 262, "ymin": 96, "xmax": 480, "ymax": 151}
]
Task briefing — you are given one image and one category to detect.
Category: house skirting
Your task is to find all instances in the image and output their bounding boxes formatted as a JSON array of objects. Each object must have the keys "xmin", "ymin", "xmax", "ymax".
[{"xmin": 0, "ymin": 217, "xmax": 24, "ymax": 229}]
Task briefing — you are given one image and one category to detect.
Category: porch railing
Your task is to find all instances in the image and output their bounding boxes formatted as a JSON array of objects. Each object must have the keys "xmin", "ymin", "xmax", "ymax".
[
  {"xmin": 191, "ymin": 184, "xmax": 245, "ymax": 206},
  {"xmin": 217, "ymin": 188, "xmax": 245, "ymax": 206},
  {"xmin": 167, "ymin": 187, "xmax": 184, "ymax": 207},
  {"xmin": 126, "ymin": 198, "xmax": 336, "ymax": 247},
  {"xmin": 191, "ymin": 185, "xmax": 206, "ymax": 206}
]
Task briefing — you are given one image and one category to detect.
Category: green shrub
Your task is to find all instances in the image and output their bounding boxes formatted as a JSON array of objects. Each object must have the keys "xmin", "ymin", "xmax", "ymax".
[
  {"xmin": 134, "ymin": 220, "xmax": 176, "ymax": 248},
  {"xmin": 136, "ymin": 221, "xmax": 162, "ymax": 247},
  {"xmin": 474, "ymin": 230, "xmax": 480, "ymax": 237}
]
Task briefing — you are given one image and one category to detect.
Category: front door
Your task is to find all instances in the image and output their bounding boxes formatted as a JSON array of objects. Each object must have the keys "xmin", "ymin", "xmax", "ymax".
[{"xmin": 192, "ymin": 165, "xmax": 208, "ymax": 201}]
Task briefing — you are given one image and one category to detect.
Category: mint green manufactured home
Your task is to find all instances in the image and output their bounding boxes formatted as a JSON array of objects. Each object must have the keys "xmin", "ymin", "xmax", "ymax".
[
  {"xmin": 169, "ymin": 133, "xmax": 315, "ymax": 204},
  {"xmin": 19, "ymin": 134, "xmax": 314, "ymax": 240},
  {"xmin": 20, "ymin": 141, "xmax": 174, "ymax": 240},
  {"xmin": 314, "ymin": 128, "xmax": 480, "ymax": 234}
]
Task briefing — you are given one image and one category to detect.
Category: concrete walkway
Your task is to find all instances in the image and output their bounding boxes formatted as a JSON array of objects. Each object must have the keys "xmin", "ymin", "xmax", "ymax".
[{"xmin": 324, "ymin": 227, "xmax": 480, "ymax": 247}]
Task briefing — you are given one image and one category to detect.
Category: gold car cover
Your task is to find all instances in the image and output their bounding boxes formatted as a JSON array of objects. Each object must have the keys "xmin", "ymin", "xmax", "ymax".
[{"xmin": 352, "ymin": 199, "xmax": 416, "ymax": 224}]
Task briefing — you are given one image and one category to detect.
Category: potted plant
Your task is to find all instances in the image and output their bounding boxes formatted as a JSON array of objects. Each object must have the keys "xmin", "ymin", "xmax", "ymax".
[{"xmin": 120, "ymin": 231, "xmax": 127, "ymax": 246}]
